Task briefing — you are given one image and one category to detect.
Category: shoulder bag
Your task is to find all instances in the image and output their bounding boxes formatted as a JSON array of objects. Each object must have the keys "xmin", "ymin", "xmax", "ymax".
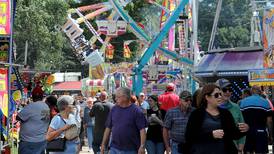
[
  {"xmin": 46, "ymin": 138, "xmax": 66, "ymax": 152},
  {"xmin": 59, "ymin": 115, "xmax": 79, "ymax": 140},
  {"xmin": 46, "ymin": 115, "xmax": 66, "ymax": 152}
]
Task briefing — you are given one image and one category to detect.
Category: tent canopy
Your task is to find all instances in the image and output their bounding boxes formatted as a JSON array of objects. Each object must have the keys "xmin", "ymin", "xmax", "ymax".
[
  {"xmin": 194, "ymin": 47, "xmax": 264, "ymax": 79},
  {"xmin": 53, "ymin": 81, "xmax": 81, "ymax": 91}
]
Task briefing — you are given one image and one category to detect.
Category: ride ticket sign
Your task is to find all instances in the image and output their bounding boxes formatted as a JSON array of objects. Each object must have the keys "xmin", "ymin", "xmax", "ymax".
[
  {"xmin": 0, "ymin": 0, "xmax": 10, "ymax": 35},
  {"xmin": 0, "ymin": 68, "xmax": 8, "ymax": 117}
]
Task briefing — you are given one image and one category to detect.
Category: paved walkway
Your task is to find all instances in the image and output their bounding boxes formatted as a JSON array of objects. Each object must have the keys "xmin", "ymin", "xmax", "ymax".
[
  {"xmin": 79, "ymin": 138, "xmax": 94, "ymax": 154},
  {"xmin": 80, "ymin": 146, "xmax": 94, "ymax": 154},
  {"xmin": 80, "ymin": 145, "xmax": 274, "ymax": 154}
]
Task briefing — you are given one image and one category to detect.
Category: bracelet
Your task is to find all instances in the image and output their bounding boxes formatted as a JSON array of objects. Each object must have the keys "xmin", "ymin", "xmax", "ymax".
[{"xmin": 140, "ymin": 144, "xmax": 145, "ymax": 149}]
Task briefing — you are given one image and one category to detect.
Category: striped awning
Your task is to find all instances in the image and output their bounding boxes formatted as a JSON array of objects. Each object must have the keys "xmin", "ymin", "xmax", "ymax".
[
  {"xmin": 53, "ymin": 81, "xmax": 81, "ymax": 91},
  {"xmin": 195, "ymin": 48, "xmax": 264, "ymax": 78},
  {"xmin": 86, "ymin": 79, "xmax": 104, "ymax": 86}
]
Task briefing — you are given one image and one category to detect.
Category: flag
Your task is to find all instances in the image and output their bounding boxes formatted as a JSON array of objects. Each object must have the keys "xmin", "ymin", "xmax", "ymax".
[
  {"xmin": 123, "ymin": 44, "xmax": 131, "ymax": 58},
  {"xmin": 106, "ymin": 44, "xmax": 114, "ymax": 59}
]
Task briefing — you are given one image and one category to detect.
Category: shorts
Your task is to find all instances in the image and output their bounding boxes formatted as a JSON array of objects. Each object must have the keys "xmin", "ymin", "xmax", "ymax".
[{"xmin": 244, "ymin": 130, "xmax": 269, "ymax": 153}]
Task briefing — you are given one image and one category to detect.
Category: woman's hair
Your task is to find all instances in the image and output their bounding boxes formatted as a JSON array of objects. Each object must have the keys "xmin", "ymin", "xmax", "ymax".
[
  {"xmin": 131, "ymin": 95, "xmax": 139, "ymax": 104},
  {"xmin": 148, "ymin": 95, "xmax": 159, "ymax": 108},
  {"xmin": 57, "ymin": 95, "xmax": 74, "ymax": 112},
  {"xmin": 148, "ymin": 95, "xmax": 158, "ymax": 102},
  {"xmin": 45, "ymin": 95, "xmax": 57, "ymax": 107},
  {"xmin": 198, "ymin": 84, "xmax": 220, "ymax": 108},
  {"xmin": 192, "ymin": 88, "xmax": 202, "ymax": 108}
]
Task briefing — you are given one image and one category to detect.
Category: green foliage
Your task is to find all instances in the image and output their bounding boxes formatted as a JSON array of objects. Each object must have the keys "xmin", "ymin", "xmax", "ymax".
[
  {"xmin": 198, "ymin": 0, "xmax": 252, "ymax": 50},
  {"xmin": 14, "ymin": 0, "xmax": 80, "ymax": 71}
]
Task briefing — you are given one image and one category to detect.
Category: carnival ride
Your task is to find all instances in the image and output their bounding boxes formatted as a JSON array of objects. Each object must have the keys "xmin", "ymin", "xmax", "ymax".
[{"xmin": 62, "ymin": 0, "xmax": 194, "ymax": 95}]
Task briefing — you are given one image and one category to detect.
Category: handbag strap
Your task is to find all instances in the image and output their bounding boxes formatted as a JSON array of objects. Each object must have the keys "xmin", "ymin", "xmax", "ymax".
[{"xmin": 58, "ymin": 115, "xmax": 67, "ymax": 125}]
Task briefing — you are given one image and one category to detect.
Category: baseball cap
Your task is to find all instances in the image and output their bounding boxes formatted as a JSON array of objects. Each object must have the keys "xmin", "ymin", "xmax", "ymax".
[
  {"xmin": 215, "ymin": 78, "xmax": 231, "ymax": 89},
  {"xmin": 179, "ymin": 91, "xmax": 192, "ymax": 99},
  {"xmin": 166, "ymin": 83, "xmax": 175, "ymax": 91}
]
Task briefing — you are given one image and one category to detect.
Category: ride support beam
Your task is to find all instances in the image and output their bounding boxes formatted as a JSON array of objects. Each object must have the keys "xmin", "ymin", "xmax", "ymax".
[{"xmin": 133, "ymin": 0, "xmax": 189, "ymax": 95}]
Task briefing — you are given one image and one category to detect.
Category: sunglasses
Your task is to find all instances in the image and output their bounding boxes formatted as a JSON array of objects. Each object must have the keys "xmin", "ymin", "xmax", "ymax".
[
  {"xmin": 222, "ymin": 87, "xmax": 232, "ymax": 93},
  {"xmin": 210, "ymin": 92, "xmax": 222, "ymax": 98}
]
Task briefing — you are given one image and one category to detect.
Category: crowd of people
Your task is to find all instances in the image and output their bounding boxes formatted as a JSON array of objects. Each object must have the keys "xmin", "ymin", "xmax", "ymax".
[{"xmin": 16, "ymin": 78, "xmax": 274, "ymax": 154}]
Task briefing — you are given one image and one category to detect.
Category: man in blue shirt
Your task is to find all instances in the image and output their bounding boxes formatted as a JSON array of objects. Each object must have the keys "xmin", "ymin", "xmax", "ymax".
[
  {"xmin": 139, "ymin": 92, "xmax": 150, "ymax": 115},
  {"xmin": 101, "ymin": 87, "xmax": 147, "ymax": 154},
  {"xmin": 17, "ymin": 86, "xmax": 50, "ymax": 154},
  {"xmin": 240, "ymin": 85, "xmax": 272, "ymax": 154}
]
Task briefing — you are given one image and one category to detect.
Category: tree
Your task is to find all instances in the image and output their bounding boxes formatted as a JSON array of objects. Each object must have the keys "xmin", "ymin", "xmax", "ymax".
[
  {"xmin": 14, "ymin": 0, "xmax": 80, "ymax": 71},
  {"xmin": 198, "ymin": 0, "xmax": 251, "ymax": 50}
]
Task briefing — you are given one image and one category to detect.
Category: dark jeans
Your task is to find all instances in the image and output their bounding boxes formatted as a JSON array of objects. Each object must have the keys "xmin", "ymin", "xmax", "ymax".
[
  {"xmin": 146, "ymin": 140, "xmax": 165, "ymax": 154},
  {"xmin": 80, "ymin": 120, "xmax": 85, "ymax": 146},
  {"xmin": 92, "ymin": 142, "xmax": 100, "ymax": 154},
  {"xmin": 19, "ymin": 140, "xmax": 46, "ymax": 154}
]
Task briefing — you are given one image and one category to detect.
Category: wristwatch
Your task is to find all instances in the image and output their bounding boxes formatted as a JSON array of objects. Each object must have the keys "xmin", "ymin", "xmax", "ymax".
[{"xmin": 140, "ymin": 144, "xmax": 145, "ymax": 149}]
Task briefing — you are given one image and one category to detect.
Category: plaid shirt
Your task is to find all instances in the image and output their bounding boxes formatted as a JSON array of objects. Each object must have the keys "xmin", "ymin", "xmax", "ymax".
[{"xmin": 163, "ymin": 107, "xmax": 194, "ymax": 142}]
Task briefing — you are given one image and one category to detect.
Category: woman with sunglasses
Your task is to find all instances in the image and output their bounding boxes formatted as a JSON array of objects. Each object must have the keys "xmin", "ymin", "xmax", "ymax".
[{"xmin": 184, "ymin": 84, "xmax": 248, "ymax": 154}]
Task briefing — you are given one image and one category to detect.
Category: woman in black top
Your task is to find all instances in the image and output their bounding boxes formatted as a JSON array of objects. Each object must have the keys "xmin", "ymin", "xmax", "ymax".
[
  {"xmin": 146, "ymin": 95, "xmax": 165, "ymax": 154},
  {"xmin": 184, "ymin": 84, "xmax": 248, "ymax": 154}
]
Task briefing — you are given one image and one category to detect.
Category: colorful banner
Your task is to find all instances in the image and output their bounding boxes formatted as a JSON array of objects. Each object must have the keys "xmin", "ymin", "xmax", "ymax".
[
  {"xmin": 0, "ymin": 0, "xmax": 10, "ymax": 35},
  {"xmin": 168, "ymin": 0, "xmax": 176, "ymax": 51},
  {"xmin": 160, "ymin": 0, "xmax": 168, "ymax": 29},
  {"xmin": 263, "ymin": 9, "xmax": 274, "ymax": 68},
  {"xmin": 123, "ymin": 44, "xmax": 131, "ymax": 58},
  {"xmin": 178, "ymin": 20, "xmax": 186, "ymax": 52},
  {"xmin": 106, "ymin": 44, "xmax": 114, "ymax": 59},
  {"xmin": 110, "ymin": 62, "xmax": 134, "ymax": 75},
  {"xmin": 0, "ymin": 38, "xmax": 8, "ymax": 62},
  {"xmin": 263, "ymin": 45, "xmax": 274, "ymax": 68},
  {"xmin": 146, "ymin": 83, "xmax": 167, "ymax": 95},
  {"xmin": 249, "ymin": 69, "xmax": 274, "ymax": 82},
  {"xmin": 0, "ymin": 68, "xmax": 8, "ymax": 117},
  {"xmin": 89, "ymin": 64, "xmax": 105, "ymax": 79}
]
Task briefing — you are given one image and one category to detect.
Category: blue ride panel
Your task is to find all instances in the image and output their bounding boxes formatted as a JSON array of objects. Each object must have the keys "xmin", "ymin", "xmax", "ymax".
[{"xmin": 133, "ymin": 0, "xmax": 189, "ymax": 95}]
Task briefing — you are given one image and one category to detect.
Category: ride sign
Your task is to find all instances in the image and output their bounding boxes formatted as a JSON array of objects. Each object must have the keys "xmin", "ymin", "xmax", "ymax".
[
  {"xmin": 0, "ymin": 68, "xmax": 8, "ymax": 116},
  {"xmin": 0, "ymin": 0, "xmax": 10, "ymax": 35}
]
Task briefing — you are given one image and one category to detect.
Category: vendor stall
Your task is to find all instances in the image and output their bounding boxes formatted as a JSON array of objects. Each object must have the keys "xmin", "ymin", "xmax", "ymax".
[
  {"xmin": 53, "ymin": 81, "xmax": 82, "ymax": 95},
  {"xmin": 248, "ymin": 69, "xmax": 274, "ymax": 100},
  {"xmin": 194, "ymin": 47, "xmax": 264, "ymax": 101}
]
